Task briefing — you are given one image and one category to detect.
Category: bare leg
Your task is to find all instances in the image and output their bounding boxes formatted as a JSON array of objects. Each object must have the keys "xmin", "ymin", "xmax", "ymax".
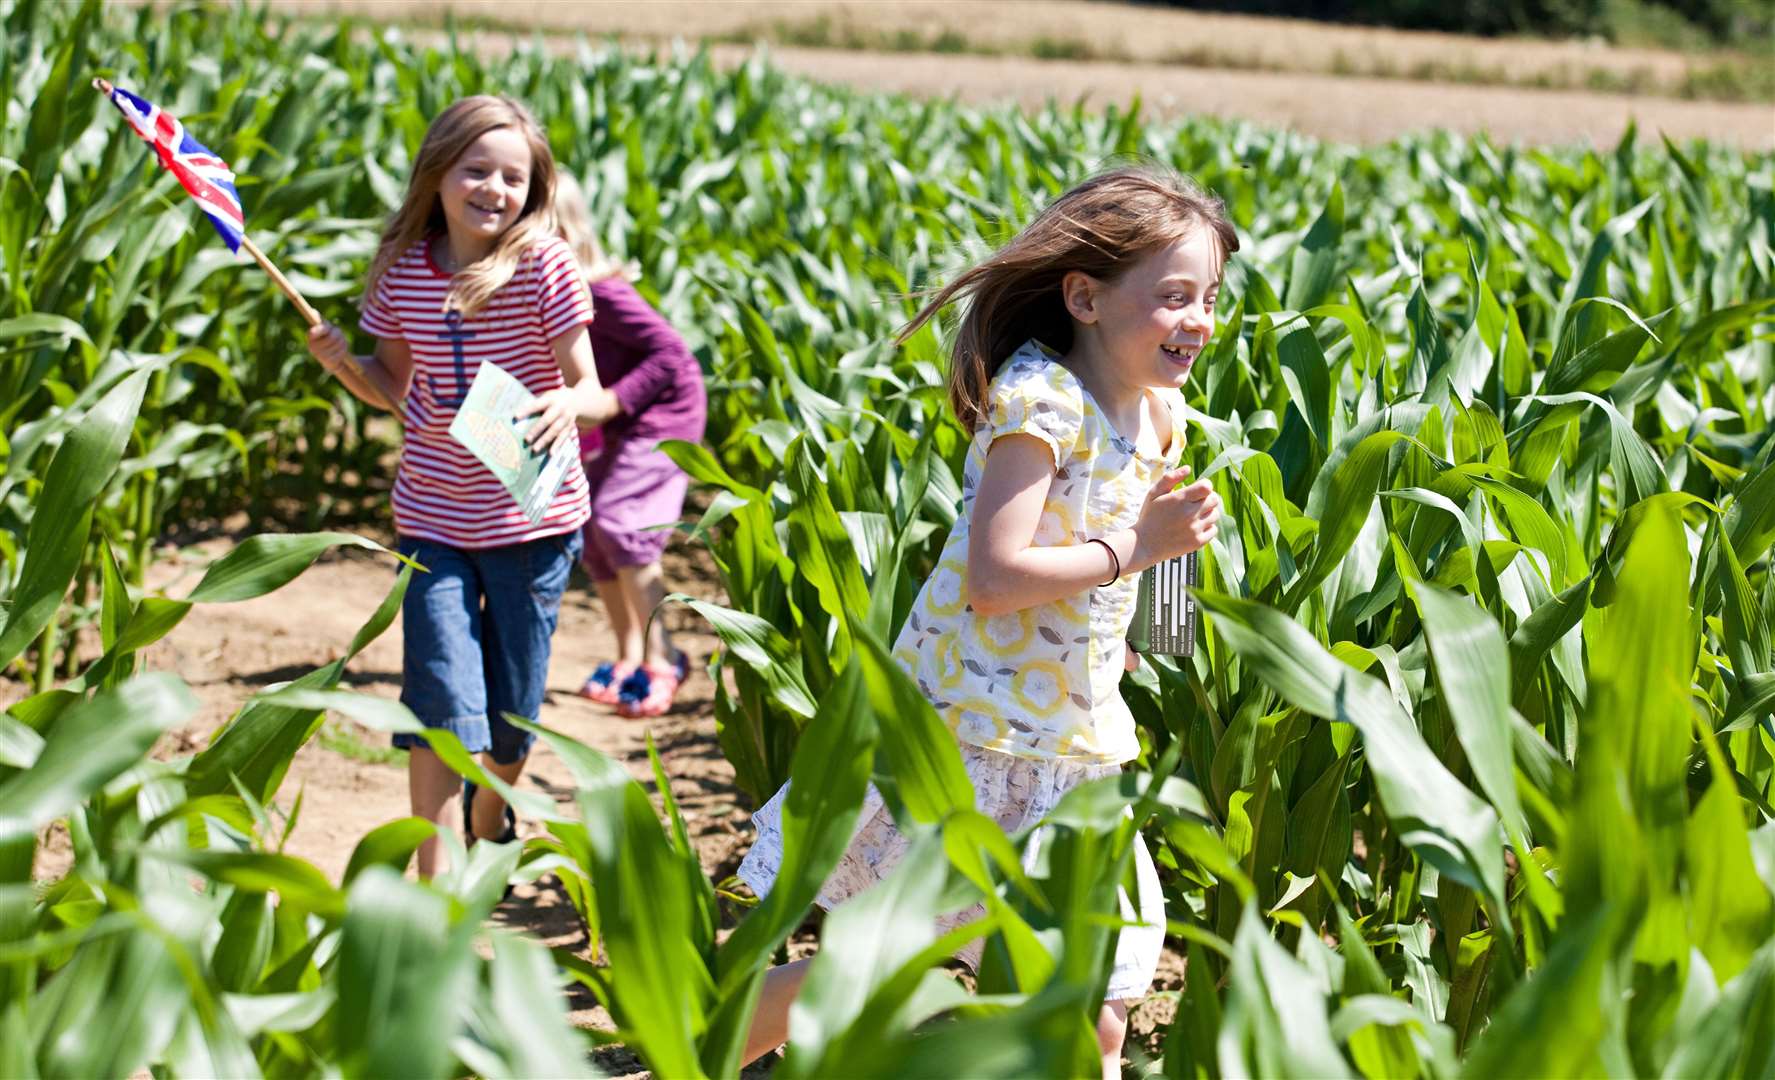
[
  {"xmin": 1097, "ymin": 999, "xmax": 1130, "ymax": 1080},
  {"xmin": 409, "ymin": 746, "xmax": 462, "ymax": 878},
  {"xmin": 615, "ymin": 561, "xmax": 676, "ymax": 669},
  {"xmin": 591, "ymin": 574, "xmax": 642, "ymax": 668},
  {"xmin": 742, "ymin": 958, "xmax": 815, "ymax": 1066},
  {"xmin": 470, "ymin": 754, "xmax": 527, "ymax": 841}
]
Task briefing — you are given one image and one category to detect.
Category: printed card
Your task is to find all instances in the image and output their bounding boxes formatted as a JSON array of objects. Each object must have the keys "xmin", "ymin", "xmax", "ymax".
[{"xmin": 448, "ymin": 362, "xmax": 577, "ymax": 526}]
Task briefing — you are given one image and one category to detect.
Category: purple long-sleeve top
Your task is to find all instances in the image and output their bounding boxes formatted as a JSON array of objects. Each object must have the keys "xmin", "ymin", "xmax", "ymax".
[{"xmin": 587, "ymin": 277, "xmax": 707, "ymax": 445}]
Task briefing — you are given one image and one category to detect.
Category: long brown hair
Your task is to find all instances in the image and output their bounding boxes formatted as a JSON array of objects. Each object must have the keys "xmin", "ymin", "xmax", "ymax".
[
  {"xmin": 365, "ymin": 95, "xmax": 559, "ymax": 318},
  {"xmin": 899, "ymin": 165, "xmax": 1239, "ymax": 431}
]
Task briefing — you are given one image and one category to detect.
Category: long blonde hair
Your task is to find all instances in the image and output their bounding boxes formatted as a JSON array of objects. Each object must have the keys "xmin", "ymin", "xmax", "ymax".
[
  {"xmin": 552, "ymin": 172, "xmax": 633, "ymax": 284},
  {"xmin": 365, "ymin": 95, "xmax": 559, "ymax": 318},
  {"xmin": 899, "ymin": 165, "xmax": 1239, "ymax": 431}
]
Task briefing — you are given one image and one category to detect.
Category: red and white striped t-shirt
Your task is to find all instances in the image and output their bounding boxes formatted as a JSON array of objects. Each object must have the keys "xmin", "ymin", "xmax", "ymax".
[{"xmin": 360, "ymin": 234, "xmax": 594, "ymax": 549}]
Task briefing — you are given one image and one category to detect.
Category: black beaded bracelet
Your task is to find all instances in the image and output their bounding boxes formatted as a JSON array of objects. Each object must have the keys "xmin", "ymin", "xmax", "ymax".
[{"xmin": 1087, "ymin": 537, "xmax": 1121, "ymax": 587}]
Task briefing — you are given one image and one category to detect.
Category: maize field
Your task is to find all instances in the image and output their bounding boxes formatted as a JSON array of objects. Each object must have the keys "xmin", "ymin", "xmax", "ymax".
[{"xmin": 2, "ymin": 0, "xmax": 1772, "ymax": 1076}]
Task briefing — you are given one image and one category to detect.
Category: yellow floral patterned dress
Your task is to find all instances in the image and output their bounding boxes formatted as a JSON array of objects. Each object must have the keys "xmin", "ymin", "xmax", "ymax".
[
  {"xmin": 738, "ymin": 339, "xmax": 1181, "ymax": 1001},
  {"xmin": 891, "ymin": 339, "xmax": 1183, "ymax": 764}
]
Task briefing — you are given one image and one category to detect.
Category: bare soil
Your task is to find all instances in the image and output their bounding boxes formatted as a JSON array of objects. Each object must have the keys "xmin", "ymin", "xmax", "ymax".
[{"xmin": 270, "ymin": 0, "xmax": 1775, "ymax": 148}]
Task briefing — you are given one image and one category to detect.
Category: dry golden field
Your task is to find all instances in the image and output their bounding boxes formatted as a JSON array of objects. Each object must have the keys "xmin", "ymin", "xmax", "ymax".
[{"xmin": 267, "ymin": 0, "xmax": 1775, "ymax": 147}]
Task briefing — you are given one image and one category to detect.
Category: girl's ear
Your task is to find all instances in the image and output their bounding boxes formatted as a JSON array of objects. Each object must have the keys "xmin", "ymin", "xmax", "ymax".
[{"xmin": 1061, "ymin": 270, "xmax": 1098, "ymax": 325}]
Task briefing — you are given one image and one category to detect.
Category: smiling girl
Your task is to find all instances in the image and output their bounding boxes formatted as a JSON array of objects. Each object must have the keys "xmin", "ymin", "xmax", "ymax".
[
  {"xmin": 736, "ymin": 166, "xmax": 1235, "ymax": 1078},
  {"xmin": 306, "ymin": 96, "xmax": 615, "ymax": 878}
]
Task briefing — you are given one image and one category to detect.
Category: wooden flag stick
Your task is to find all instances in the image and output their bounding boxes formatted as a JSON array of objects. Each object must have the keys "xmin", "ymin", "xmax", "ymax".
[
  {"xmin": 239, "ymin": 234, "xmax": 323, "ymax": 328},
  {"xmin": 92, "ymin": 77, "xmax": 322, "ymax": 328}
]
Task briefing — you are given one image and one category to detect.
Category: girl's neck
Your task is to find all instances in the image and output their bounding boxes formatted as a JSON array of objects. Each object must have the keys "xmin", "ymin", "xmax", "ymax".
[
  {"xmin": 1063, "ymin": 337, "xmax": 1148, "ymax": 438},
  {"xmin": 434, "ymin": 228, "xmax": 496, "ymax": 274}
]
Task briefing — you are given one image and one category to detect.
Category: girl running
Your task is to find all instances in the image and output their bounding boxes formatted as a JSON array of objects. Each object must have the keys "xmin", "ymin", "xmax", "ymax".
[
  {"xmin": 738, "ymin": 165, "xmax": 1234, "ymax": 1078},
  {"xmin": 306, "ymin": 96, "xmax": 613, "ymax": 877}
]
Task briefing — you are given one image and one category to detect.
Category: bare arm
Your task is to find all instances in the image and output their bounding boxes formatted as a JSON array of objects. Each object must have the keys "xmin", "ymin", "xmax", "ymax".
[
  {"xmin": 967, "ymin": 433, "xmax": 1222, "ymax": 619},
  {"xmin": 307, "ymin": 324, "xmax": 413, "ymax": 412},
  {"xmin": 513, "ymin": 322, "xmax": 621, "ymax": 451}
]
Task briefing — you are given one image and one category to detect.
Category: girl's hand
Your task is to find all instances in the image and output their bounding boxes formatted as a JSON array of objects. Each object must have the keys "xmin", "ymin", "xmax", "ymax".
[
  {"xmin": 515, "ymin": 388, "xmax": 579, "ymax": 452},
  {"xmin": 1132, "ymin": 466, "xmax": 1223, "ymax": 565},
  {"xmin": 307, "ymin": 323, "xmax": 353, "ymax": 377},
  {"xmin": 578, "ymin": 386, "xmax": 623, "ymax": 428}
]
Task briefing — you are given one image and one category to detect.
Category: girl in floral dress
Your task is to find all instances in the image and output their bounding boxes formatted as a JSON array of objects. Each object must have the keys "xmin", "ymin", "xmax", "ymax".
[{"xmin": 737, "ymin": 166, "xmax": 1236, "ymax": 1078}]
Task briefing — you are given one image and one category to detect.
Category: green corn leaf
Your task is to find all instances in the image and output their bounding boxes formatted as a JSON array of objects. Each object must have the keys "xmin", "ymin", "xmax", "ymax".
[
  {"xmin": 1285, "ymin": 183, "xmax": 1344, "ymax": 312},
  {"xmin": 184, "ymin": 532, "xmax": 398, "ymax": 603},
  {"xmin": 22, "ymin": 0, "xmax": 95, "ymax": 198},
  {"xmin": 1196, "ymin": 592, "xmax": 1508, "ymax": 918},
  {"xmin": 1288, "ymin": 430, "xmax": 1412, "ymax": 610},
  {"xmin": 343, "ymin": 818, "xmax": 437, "ymax": 886},
  {"xmin": 784, "ymin": 436, "xmax": 869, "ymax": 666},
  {"xmin": 777, "ymin": 830, "xmax": 955, "ymax": 1078},
  {"xmin": 1459, "ymin": 907, "xmax": 1625, "ymax": 1078},
  {"xmin": 96, "ymin": 533, "xmax": 130, "ymax": 656},
  {"xmin": 0, "ymin": 312, "xmax": 91, "ymax": 347},
  {"xmin": 521, "ymin": 719, "xmax": 711, "ymax": 1078},
  {"xmin": 1574, "ymin": 497, "xmax": 1693, "ymax": 968},
  {"xmin": 0, "ymin": 713, "xmax": 44, "ymax": 770},
  {"xmin": 715, "ymin": 660, "xmax": 876, "ymax": 986},
  {"xmin": 461, "ymin": 933, "xmax": 598, "ymax": 1079},
  {"xmin": 1461, "ymin": 471, "xmax": 1570, "ymax": 587},
  {"xmin": 667, "ymin": 594, "xmax": 817, "ymax": 719},
  {"xmin": 1658, "ymin": 940, "xmax": 1775, "ymax": 1079},
  {"xmin": 1222, "ymin": 901, "xmax": 1354, "ymax": 1078},
  {"xmin": 849, "ymin": 618, "xmax": 973, "ymax": 826},
  {"xmin": 211, "ymin": 889, "xmax": 275, "ymax": 993},
  {"xmin": 1277, "ymin": 324, "xmax": 1333, "ymax": 452},
  {"xmin": 1529, "ymin": 391, "xmax": 1665, "ymax": 509},
  {"xmin": 332, "ymin": 868, "xmax": 478, "ymax": 1080},
  {"xmin": 26, "ymin": 924, "xmax": 191, "ymax": 1078},
  {"xmin": 0, "ymin": 367, "xmax": 148, "ymax": 671},
  {"xmin": 1411, "ymin": 582, "xmax": 1528, "ymax": 841},
  {"xmin": 1723, "ymin": 463, "xmax": 1775, "ymax": 568},
  {"xmin": 0, "ymin": 673, "xmax": 193, "ymax": 830},
  {"xmin": 155, "ymin": 849, "xmax": 344, "ymax": 919},
  {"xmin": 1684, "ymin": 725, "xmax": 1774, "ymax": 982}
]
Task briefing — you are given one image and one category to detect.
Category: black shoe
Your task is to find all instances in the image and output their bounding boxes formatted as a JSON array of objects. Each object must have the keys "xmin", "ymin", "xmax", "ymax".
[
  {"xmin": 462, "ymin": 780, "xmax": 518, "ymax": 844},
  {"xmin": 462, "ymin": 781, "xmax": 519, "ymax": 901}
]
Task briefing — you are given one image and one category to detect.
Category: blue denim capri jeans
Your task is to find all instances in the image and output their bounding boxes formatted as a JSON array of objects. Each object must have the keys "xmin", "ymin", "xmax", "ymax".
[{"xmin": 394, "ymin": 530, "xmax": 582, "ymax": 765}]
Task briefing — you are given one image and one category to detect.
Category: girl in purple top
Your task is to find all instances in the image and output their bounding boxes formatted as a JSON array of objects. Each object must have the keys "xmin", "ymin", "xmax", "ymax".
[{"xmin": 556, "ymin": 175, "xmax": 708, "ymax": 717}]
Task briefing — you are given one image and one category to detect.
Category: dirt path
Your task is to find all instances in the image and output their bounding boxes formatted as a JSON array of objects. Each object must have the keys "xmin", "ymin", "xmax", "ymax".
[
  {"xmin": 68, "ymin": 526, "xmax": 743, "ymax": 887},
  {"xmin": 270, "ymin": 0, "xmax": 1775, "ymax": 148}
]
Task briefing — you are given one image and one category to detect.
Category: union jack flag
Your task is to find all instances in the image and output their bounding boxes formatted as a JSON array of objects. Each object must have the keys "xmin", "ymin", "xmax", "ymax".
[{"xmin": 101, "ymin": 83, "xmax": 245, "ymax": 252}]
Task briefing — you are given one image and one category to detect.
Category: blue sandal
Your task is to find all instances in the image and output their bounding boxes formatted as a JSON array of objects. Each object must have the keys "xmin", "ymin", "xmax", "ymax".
[
  {"xmin": 578, "ymin": 660, "xmax": 637, "ymax": 704},
  {"xmin": 614, "ymin": 651, "xmax": 691, "ymax": 719}
]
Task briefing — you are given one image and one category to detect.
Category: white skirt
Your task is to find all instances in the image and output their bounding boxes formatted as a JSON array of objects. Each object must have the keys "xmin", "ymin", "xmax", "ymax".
[{"xmin": 736, "ymin": 740, "xmax": 1164, "ymax": 1001}]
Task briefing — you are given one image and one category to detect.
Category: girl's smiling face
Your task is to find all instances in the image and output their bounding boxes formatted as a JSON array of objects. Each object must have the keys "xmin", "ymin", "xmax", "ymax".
[
  {"xmin": 437, "ymin": 126, "xmax": 533, "ymax": 259},
  {"xmin": 1068, "ymin": 228, "xmax": 1223, "ymax": 393}
]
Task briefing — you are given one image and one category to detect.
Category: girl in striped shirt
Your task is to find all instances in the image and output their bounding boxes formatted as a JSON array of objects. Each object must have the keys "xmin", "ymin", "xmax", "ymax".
[{"xmin": 306, "ymin": 96, "xmax": 615, "ymax": 878}]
